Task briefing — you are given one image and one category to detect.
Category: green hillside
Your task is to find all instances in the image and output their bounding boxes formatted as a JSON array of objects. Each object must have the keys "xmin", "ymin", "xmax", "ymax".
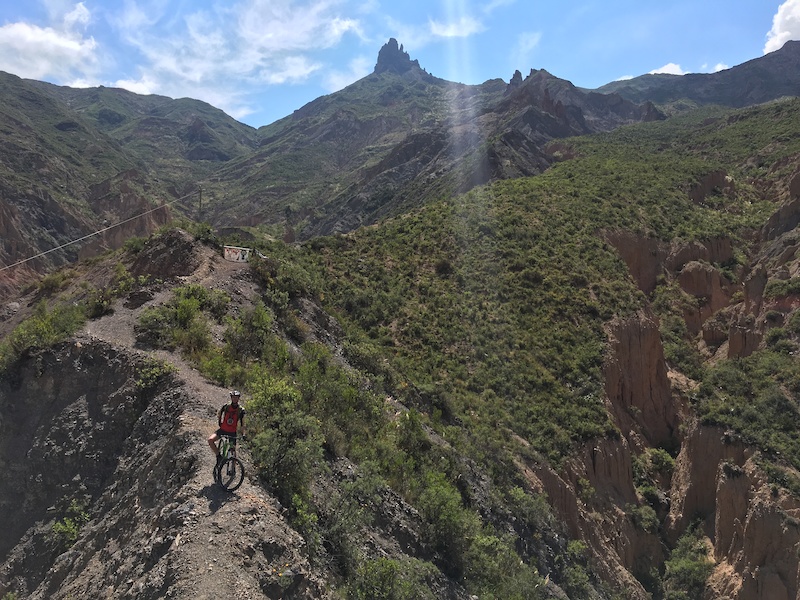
[{"xmin": 300, "ymin": 100, "xmax": 792, "ymax": 458}]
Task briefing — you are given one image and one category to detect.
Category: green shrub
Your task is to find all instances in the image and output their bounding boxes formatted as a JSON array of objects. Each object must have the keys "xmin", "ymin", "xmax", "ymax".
[
  {"xmin": 123, "ymin": 235, "xmax": 147, "ymax": 253},
  {"xmin": 224, "ymin": 302, "xmax": 275, "ymax": 360},
  {"xmin": 135, "ymin": 284, "xmax": 221, "ymax": 357},
  {"xmin": 247, "ymin": 376, "xmax": 324, "ymax": 506},
  {"xmin": 0, "ymin": 301, "xmax": 86, "ymax": 372},
  {"xmin": 172, "ymin": 283, "xmax": 231, "ymax": 320},
  {"xmin": 648, "ymin": 448, "xmax": 676, "ymax": 474},
  {"xmin": 561, "ymin": 540, "xmax": 591, "ymax": 598},
  {"xmin": 51, "ymin": 499, "xmax": 89, "ymax": 552},
  {"xmin": 766, "ymin": 327, "xmax": 789, "ymax": 346},
  {"xmin": 629, "ymin": 504, "xmax": 659, "ymax": 533},
  {"xmin": 416, "ymin": 470, "xmax": 479, "ymax": 578},
  {"xmin": 662, "ymin": 524, "xmax": 713, "ymax": 600},
  {"xmin": 788, "ymin": 311, "xmax": 800, "ymax": 334},
  {"xmin": 172, "ymin": 315, "xmax": 211, "ymax": 355},
  {"xmin": 134, "ymin": 359, "xmax": 177, "ymax": 391},
  {"xmin": 38, "ymin": 269, "xmax": 74, "ymax": 296},
  {"xmin": 136, "ymin": 305, "xmax": 178, "ymax": 349},
  {"xmin": 347, "ymin": 558, "xmax": 437, "ymax": 600},
  {"xmin": 464, "ymin": 530, "xmax": 547, "ymax": 599},
  {"xmin": 764, "ymin": 278, "xmax": 800, "ymax": 299}
]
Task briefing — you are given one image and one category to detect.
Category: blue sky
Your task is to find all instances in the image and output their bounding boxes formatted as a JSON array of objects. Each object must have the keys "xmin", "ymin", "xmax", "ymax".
[{"xmin": 0, "ymin": 0, "xmax": 798, "ymax": 128}]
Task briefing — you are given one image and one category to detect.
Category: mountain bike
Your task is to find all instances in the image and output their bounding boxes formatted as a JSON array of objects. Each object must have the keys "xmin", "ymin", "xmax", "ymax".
[{"xmin": 214, "ymin": 434, "xmax": 245, "ymax": 492}]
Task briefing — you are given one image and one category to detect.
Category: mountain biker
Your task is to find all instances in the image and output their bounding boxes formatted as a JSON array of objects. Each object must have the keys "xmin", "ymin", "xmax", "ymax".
[{"xmin": 208, "ymin": 390, "xmax": 246, "ymax": 462}]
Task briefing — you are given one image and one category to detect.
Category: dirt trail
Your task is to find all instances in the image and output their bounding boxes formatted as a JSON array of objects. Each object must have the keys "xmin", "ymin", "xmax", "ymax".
[{"xmin": 81, "ymin": 251, "xmax": 326, "ymax": 599}]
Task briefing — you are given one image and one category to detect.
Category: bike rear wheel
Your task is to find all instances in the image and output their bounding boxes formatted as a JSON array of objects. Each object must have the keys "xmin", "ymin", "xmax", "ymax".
[{"xmin": 216, "ymin": 457, "xmax": 245, "ymax": 491}]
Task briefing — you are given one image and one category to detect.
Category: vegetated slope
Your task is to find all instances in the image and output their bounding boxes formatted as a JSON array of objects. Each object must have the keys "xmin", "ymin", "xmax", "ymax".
[
  {"xmin": 0, "ymin": 72, "xmax": 257, "ymax": 298},
  {"xmin": 0, "ymin": 229, "xmax": 570, "ymax": 599},
  {"xmin": 29, "ymin": 79, "xmax": 259, "ymax": 168},
  {"xmin": 0, "ymin": 72, "xmax": 178, "ymax": 297},
  {"xmin": 4, "ymin": 99, "xmax": 800, "ymax": 599},
  {"xmin": 294, "ymin": 98, "xmax": 800, "ymax": 598},
  {"xmin": 0, "ymin": 240, "xmax": 335, "ymax": 599},
  {"xmin": 593, "ymin": 39, "xmax": 800, "ymax": 111}
]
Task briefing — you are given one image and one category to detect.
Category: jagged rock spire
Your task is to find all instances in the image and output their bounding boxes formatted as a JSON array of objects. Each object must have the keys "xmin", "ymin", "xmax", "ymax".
[{"xmin": 374, "ymin": 38, "xmax": 420, "ymax": 74}]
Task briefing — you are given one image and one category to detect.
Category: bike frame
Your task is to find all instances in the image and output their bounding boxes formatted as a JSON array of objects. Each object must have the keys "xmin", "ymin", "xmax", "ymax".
[{"xmin": 218, "ymin": 434, "xmax": 237, "ymax": 460}]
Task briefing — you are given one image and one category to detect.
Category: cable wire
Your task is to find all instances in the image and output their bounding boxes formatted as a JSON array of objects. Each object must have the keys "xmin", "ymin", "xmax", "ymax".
[{"xmin": 0, "ymin": 191, "xmax": 198, "ymax": 273}]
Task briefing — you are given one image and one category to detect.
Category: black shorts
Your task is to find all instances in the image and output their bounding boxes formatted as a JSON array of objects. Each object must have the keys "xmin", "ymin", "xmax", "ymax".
[{"xmin": 215, "ymin": 430, "xmax": 237, "ymax": 443}]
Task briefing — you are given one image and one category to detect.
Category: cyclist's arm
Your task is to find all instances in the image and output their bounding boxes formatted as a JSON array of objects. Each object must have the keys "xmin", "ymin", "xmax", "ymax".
[{"xmin": 239, "ymin": 409, "xmax": 246, "ymax": 437}]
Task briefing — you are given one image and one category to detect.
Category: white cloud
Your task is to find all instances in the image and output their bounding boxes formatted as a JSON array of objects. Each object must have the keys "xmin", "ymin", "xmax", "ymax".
[
  {"xmin": 233, "ymin": 0, "xmax": 363, "ymax": 53},
  {"xmin": 385, "ymin": 17, "xmax": 433, "ymax": 50},
  {"xmin": 511, "ymin": 31, "xmax": 542, "ymax": 70},
  {"xmin": 0, "ymin": 3, "xmax": 99, "ymax": 82},
  {"xmin": 700, "ymin": 62, "xmax": 728, "ymax": 73},
  {"xmin": 649, "ymin": 63, "xmax": 686, "ymax": 75},
  {"xmin": 765, "ymin": 0, "xmax": 800, "ymax": 53},
  {"xmin": 104, "ymin": 0, "xmax": 366, "ymax": 119},
  {"xmin": 324, "ymin": 55, "xmax": 372, "ymax": 91},
  {"xmin": 64, "ymin": 3, "xmax": 91, "ymax": 29},
  {"xmin": 429, "ymin": 15, "xmax": 485, "ymax": 38},
  {"xmin": 483, "ymin": 0, "xmax": 515, "ymax": 14},
  {"xmin": 259, "ymin": 55, "xmax": 322, "ymax": 85},
  {"xmin": 114, "ymin": 74, "xmax": 159, "ymax": 96}
]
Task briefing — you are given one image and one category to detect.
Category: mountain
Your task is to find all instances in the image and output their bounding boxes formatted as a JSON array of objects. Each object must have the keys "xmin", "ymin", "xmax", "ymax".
[
  {"xmin": 0, "ymin": 72, "xmax": 259, "ymax": 296},
  {"xmin": 3, "ymin": 38, "xmax": 798, "ymax": 294},
  {"xmin": 202, "ymin": 38, "xmax": 663, "ymax": 239},
  {"xmin": 3, "ymin": 96, "xmax": 800, "ymax": 598},
  {"xmin": 0, "ymin": 38, "xmax": 665, "ymax": 295},
  {"xmin": 593, "ymin": 39, "xmax": 800, "ymax": 110}
]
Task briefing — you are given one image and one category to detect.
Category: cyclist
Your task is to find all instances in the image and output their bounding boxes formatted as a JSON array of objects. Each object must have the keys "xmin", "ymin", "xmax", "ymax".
[{"xmin": 208, "ymin": 390, "xmax": 246, "ymax": 462}]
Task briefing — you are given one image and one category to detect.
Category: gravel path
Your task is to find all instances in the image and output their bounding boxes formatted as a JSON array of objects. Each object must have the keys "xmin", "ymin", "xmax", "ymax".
[{"xmin": 79, "ymin": 248, "xmax": 329, "ymax": 599}]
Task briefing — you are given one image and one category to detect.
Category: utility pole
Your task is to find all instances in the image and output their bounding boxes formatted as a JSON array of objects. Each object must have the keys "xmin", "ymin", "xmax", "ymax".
[{"xmin": 198, "ymin": 185, "xmax": 203, "ymax": 220}]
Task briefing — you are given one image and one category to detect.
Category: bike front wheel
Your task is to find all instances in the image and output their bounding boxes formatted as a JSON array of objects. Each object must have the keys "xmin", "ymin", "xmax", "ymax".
[{"xmin": 216, "ymin": 457, "xmax": 245, "ymax": 491}]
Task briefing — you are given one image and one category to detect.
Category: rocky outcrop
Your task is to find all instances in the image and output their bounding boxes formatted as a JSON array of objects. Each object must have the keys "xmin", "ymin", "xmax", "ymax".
[
  {"xmin": 689, "ymin": 170, "xmax": 735, "ymax": 205},
  {"xmin": 603, "ymin": 310, "xmax": 678, "ymax": 448},
  {"xmin": 677, "ymin": 260, "xmax": 734, "ymax": 334},
  {"xmin": 668, "ymin": 423, "xmax": 800, "ymax": 600},
  {"xmin": 0, "ymin": 337, "xmax": 332, "ymax": 599},
  {"xmin": 665, "ymin": 425, "xmax": 749, "ymax": 540},
  {"xmin": 604, "ymin": 230, "xmax": 735, "ymax": 296},
  {"xmin": 518, "ymin": 437, "xmax": 661, "ymax": 600},
  {"xmin": 374, "ymin": 38, "xmax": 421, "ymax": 75}
]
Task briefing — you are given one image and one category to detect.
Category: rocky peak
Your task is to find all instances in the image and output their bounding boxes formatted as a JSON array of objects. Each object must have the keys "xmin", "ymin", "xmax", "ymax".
[{"xmin": 374, "ymin": 38, "xmax": 420, "ymax": 74}]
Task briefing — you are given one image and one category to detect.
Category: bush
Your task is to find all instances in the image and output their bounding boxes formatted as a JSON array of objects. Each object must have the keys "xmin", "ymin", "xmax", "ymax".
[
  {"xmin": 0, "ymin": 301, "xmax": 86, "ymax": 372},
  {"xmin": 629, "ymin": 504, "xmax": 659, "ymax": 533},
  {"xmin": 662, "ymin": 524, "xmax": 713, "ymax": 599},
  {"xmin": 224, "ymin": 302, "xmax": 275, "ymax": 360},
  {"xmin": 135, "ymin": 284, "xmax": 219, "ymax": 356},
  {"xmin": 38, "ymin": 269, "xmax": 74, "ymax": 296},
  {"xmin": 51, "ymin": 499, "xmax": 89, "ymax": 552},
  {"xmin": 465, "ymin": 530, "xmax": 547, "ymax": 599},
  {"xmin": 247, "ymin": 376, "xmax": 324, "ymax": 506},
  {"xmin": 764, "ymin": 278, "xmax": 800, "ymax": 299},
  {"xmin": 416, "ymin": 470, "xmax": 479, "ymax": 578},
  {"xmin": 347, "ymin": 558, "xmax": 437, "ymax": 600}
]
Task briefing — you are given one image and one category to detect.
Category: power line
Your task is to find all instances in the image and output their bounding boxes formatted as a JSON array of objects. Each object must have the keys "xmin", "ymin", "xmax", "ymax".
[{"xmin": 0, "ymin": 190, "xmax": 199, "ymax": 274}]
